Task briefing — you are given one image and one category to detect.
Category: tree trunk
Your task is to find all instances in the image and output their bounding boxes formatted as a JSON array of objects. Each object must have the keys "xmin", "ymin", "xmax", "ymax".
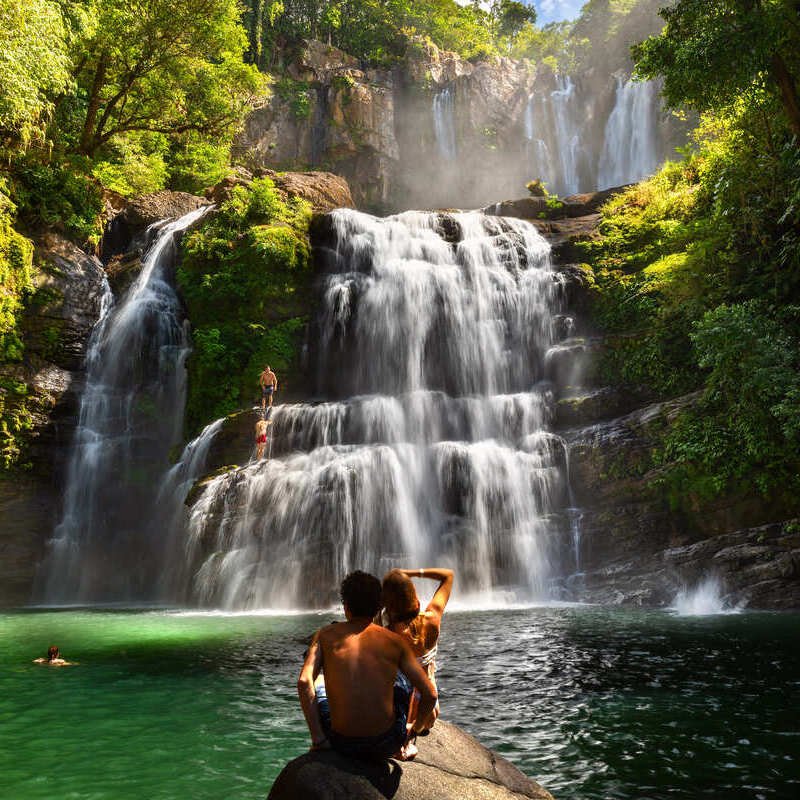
[
  {"xmin": 771, "ymin": 53, "xmax": 800, "ymax": 139},
  {"xmin": 79, "ymin": 52, "xmax": 109, "ymax": 155}
]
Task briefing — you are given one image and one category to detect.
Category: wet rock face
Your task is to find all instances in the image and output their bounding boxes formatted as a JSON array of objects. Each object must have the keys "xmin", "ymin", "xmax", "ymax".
[
  {"xmin": 559, "ymin": 392, "xmax": 800, "ymax": 608},
  {"xmin": 26, "ymin": 233, "xmax": 108, "ymax": 372},
  {"xmin": 236, "ymin": 39, "xmax": 538, "ymax": 210},
  {"xmin": 268, "ymin": 720, "xmax": 554, "ymax": 800}
]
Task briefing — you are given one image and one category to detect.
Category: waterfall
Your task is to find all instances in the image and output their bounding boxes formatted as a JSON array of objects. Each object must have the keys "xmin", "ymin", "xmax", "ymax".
[
  {"xmin": 598, "ymin": 77, "xmax": 661, "ymax": 189},
  {"xmin": 433, "ymin": 86, "xmax": 458, "ymax": 161},
  {"xmin": 181, "ymin": 209, "xmax": 577, "ymax": 609},
  {"xmin": 39, "ymin": 206, "xmax": 213, "ymax": 604},
  {"xmin": 524, "ymin": 76, "xmax": 583, "ymax": 197},
  {"xmin": 155, "ymin": 417, "xmax": 224, "ymax": 600},
  {"xmin": 524, "ymin": 74, "xmax": 667, "ymax": 197}
]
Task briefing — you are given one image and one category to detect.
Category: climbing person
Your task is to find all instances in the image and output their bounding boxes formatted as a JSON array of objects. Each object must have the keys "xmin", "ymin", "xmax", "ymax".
[
  {"xmin": 297, "ymin": 571, "xmax": 437, "ymax": 760},
  {"xmin": 255, "ymin": 416, "xmax": 269, "ymax": 459},
  {"xmin": 260, "ymin": 365, "xmax": 278, "ymax": 410},
  {"xmin": 33, "ymin": 645, "xmax": 74, "ymax": 666},
  {"xmin": 382, "ymin": 567, "xmax": 454, "ymax": 758}
]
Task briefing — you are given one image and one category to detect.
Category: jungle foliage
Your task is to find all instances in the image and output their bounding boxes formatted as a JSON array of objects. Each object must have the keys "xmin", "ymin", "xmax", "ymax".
[
  {"xmin": 584, "ymin": 0, "xmax": 800, "ymax": 504},
  {"xmin": 178, "ymin": 178, "xmax": 312, "ymax": 433},
  {"xmin": 240, "ymin": 0, "xmax": 550, "ymax": 66}
]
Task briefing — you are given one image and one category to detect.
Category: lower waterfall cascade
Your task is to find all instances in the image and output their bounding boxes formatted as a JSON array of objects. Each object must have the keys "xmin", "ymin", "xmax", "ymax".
[{"xmin": 173, "ymin": 209, "xmax": 585, "ymax": 609}]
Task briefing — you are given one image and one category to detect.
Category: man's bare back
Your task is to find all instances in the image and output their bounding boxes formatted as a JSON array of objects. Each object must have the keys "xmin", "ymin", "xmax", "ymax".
[{"xmin": 317, "ymin": 621, "xmax": 410, "ymax": 737}]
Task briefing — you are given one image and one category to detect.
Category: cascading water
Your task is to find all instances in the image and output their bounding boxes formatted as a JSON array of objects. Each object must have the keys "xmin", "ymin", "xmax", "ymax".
[
  {"xmin": 39, "ymin": 206, "xmax": 212, "ymax": 604},
  {"xmin": 524, "ymin": 76, "xmax": 584, "ymax": 196},
  {"xmin": 598, "ymin": 76, "xmax": 661, "ymax": 189},
  {"xmin": 180, "ymin": 209, "xmax": 578, "ymax": 609},
  {"xmin": 433, "ymin": 86, "xmax": 458, "ymax": 161},
  {"xmin": 524, "ymin": 74, "xmax": 668, "ymax": 196}
]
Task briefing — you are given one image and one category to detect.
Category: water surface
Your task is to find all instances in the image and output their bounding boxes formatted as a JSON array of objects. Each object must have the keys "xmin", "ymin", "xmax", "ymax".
[{"xmin": 2, "ymin": 607, "xmax": 798, "ymax": 799}]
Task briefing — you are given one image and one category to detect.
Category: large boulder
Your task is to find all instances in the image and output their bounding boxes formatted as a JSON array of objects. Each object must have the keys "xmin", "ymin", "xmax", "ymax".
[
  {"xmin": 102, "ymin": 190, "xmax": 207, "ymax": 262},
  {"xmin": 268, "ymin": 721, "xmax": 554, "ymax": 800}
]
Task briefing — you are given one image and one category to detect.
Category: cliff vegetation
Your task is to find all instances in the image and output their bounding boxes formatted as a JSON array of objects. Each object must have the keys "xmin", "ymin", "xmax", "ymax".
[
  {"xmin": 582, "ymin": 0, "xmax": 800, "ymax": 509},
  {"xmin": 178, "ymin": 178, "xmax": 312, "ymax": 433}
]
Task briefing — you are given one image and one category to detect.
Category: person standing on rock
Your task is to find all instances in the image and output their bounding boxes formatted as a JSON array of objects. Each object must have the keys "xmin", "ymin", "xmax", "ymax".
[
  {"xmin": 260, "ymin": 365, "xmax": 278, "ymax": 410},
  {"xmin": 255, "ymin": 416, "xmax": 269, "ymax": 459},
  {"xmin": 297, "ymin": 571, "xmax": 437, "ymax": 760}
]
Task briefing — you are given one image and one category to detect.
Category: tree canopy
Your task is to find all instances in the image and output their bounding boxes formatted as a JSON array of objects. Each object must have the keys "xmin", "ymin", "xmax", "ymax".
[
  {"xmin": 634, "ymin": 0, "xmax": 800, "ymax": 136},
  {"xmin": 70, "ymin": 0, "xmax": 266, "ymax": 156},
  {"xmin": 0, "ymin": 0, "xmax": 71, "ymax": 143}
]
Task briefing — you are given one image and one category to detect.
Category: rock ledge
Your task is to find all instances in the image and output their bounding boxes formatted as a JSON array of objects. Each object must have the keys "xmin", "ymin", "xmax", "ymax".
[{"xmin": 268, "ymin": 720, "xmax": 553, "ymax": 800}]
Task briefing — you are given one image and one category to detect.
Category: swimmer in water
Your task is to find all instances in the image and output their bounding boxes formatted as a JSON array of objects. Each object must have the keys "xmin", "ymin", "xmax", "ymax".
[{"xmin": 33, "ymin": 645, "xmax": 74, "ymax": 666}]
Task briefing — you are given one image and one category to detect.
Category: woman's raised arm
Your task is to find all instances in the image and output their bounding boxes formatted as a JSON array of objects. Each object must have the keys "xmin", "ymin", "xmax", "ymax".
[{"xmin": 399, "ymin": 568, "xmax": 454, "ymax": 619}]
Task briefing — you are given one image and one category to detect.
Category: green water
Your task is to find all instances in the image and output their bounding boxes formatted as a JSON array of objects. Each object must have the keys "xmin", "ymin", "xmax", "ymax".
[
  {"xmin": 1, "ymin": 607, "xmax": 798, "ymax": 799},
  {"xmin": 0, "ymin": 610, "xmax": 316, "ymax": 800}
]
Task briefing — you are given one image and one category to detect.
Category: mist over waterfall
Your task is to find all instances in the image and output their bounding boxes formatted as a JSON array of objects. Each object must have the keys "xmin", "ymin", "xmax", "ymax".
[
  {"xmin": 38, "ymin": 207, "xmax": 212, "ymax": 603},
  {"xmin": 179, "ymin": 210, "xmax": 578, "ymax": 609}
]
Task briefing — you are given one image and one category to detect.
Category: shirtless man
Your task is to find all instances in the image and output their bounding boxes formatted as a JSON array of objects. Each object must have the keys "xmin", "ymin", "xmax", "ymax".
[
  {"xmin": 297, "ymin": 571, "xmax": 437, "ymax": 759},
  {"xmin": 255, "ymin": 417, "xmax": 269, "ymax": 459},
  {"xmin": 260, "ymin": 365, "xmax": 277, "ymax": 410}
]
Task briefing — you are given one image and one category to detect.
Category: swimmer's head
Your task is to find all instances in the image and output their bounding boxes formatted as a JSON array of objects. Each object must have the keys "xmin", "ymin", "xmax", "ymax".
[{"xmin": 47, "ymin": 645, "xmax": 60, "ymax": 661}]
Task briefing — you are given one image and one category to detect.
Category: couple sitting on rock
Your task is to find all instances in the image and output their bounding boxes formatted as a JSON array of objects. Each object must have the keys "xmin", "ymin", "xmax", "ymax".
[{"xmin": 298, "ymin": 567, "xmax": 454, "ymax": 761}]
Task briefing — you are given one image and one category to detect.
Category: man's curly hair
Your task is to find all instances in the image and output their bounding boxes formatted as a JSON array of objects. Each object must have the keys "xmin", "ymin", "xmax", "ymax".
[{"xmin": 340, "ymin": 571, "xmax": 382, "ymax": 618}]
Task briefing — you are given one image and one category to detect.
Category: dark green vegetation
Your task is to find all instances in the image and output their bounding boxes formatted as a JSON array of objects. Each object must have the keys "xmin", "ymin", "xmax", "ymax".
[
  {"xmin": 0, "ymin": 181, "xmax": 35, "ymax": 468},
  {"xmin": 242, "ymin": 0, "xmax": 539, "ymax": 66},
  {"xmin": 582, "ymin": 0, "xmax": 800, "ymax": 507},
  {"xmin": 178, "ymin": 179, "xmax": 312, "ymax": 433},
  {"xmin": 0, "ymin": 0, "xmax": 268, "ymax": 468}
]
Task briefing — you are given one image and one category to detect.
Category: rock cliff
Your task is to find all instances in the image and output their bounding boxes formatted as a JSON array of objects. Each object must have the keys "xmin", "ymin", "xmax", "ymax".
[
  {"xmin": 235, "ymin": 39, "xmax": 687, "ymax": 211},
  {"xmin": 268, "ymin": 720, "xmax": 554, "ymax": 800}
]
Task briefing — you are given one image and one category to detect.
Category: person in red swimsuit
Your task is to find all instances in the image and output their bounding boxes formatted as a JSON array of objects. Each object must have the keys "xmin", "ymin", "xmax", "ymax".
[{"xmin": 255, "ymin": 417, "xmax": 269, "ymax": 459}]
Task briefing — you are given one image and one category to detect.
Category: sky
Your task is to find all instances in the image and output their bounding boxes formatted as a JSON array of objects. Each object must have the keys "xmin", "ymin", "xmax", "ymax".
[{"xmin": 457, "ymin": 1, "xmax": 586, "ymax": 26}]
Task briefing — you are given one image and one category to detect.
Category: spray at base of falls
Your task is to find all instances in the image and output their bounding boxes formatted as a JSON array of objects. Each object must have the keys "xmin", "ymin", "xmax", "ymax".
[
  {"xmin": 38, "ymin": 206, "xmax": 213, "ymax": 604},
  {"xmin": 179, "ymin": 209, "xmax": 583, "ymax": 610},
  {"xmin": 672, "ymin": 576, "xmax": 744, "ymax": 616}
]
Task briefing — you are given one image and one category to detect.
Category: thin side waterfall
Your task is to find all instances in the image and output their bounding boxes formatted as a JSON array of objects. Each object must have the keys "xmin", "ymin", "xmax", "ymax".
[
  {"xmin": 38, "ymin": 206, "xmax": 213, "ymax": 604},
  {"xmin": 180, "ymin": 210, "xmax": 578, "ymax": 609},
  {"xmin": 598, "ymin": 76, "xmax": 660, "ymax": 189},
  {"xmin": 156, "ymin": 417, "xmax": 224, "ymax": 601},
  {"xmin": 433, "ymin": 86, "xmax": 458, "ymax": 161},
  {"xmin": 550, "ymin": 77, "xmax": 582, "ymax": 196}
]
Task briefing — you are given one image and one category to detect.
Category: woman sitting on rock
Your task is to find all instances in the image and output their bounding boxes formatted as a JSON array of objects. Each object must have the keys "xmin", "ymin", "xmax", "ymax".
[{"xmin": 382, "ymin": 567, "xmax": 454, "ymax": 758}]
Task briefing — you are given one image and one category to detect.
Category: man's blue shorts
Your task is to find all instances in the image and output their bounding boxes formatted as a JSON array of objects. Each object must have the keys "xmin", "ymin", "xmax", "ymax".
[{"xmin": 315, "ymin": 672, "xmax": 411, "ymax": 760}]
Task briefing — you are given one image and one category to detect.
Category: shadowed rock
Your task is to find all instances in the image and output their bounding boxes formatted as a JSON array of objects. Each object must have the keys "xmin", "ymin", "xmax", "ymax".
[{"xmin": 268, "ymin": 721, "xmax": 554, "ymax": 800}]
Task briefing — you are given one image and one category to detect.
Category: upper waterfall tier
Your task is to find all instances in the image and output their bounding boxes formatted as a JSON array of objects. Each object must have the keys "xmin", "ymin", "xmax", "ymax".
[
  {"xmin": 177, "ymin": 210, "xmax": 581, "ymax": 609},
  {"xmin": 313, "ymin": 210, "xmax": 560, "ymax": 398}
]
